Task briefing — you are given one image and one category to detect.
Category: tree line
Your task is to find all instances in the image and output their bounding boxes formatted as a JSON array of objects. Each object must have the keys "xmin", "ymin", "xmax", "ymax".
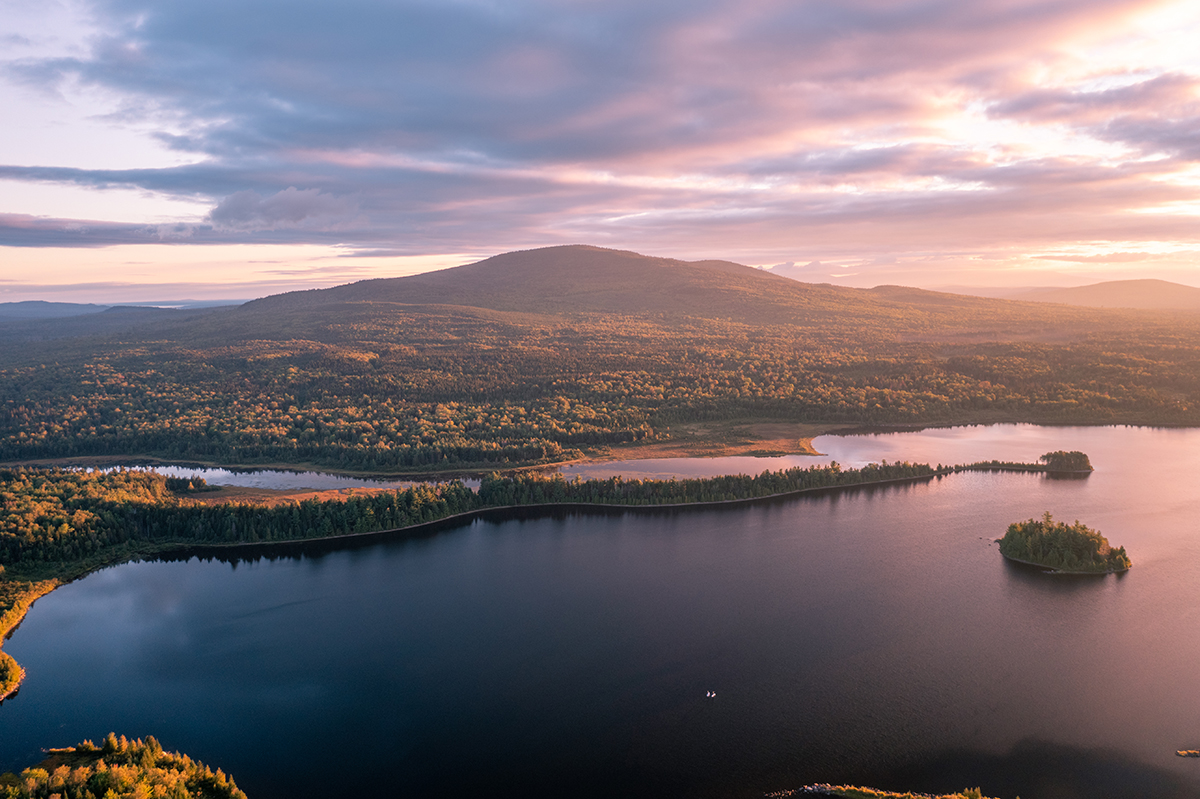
[
  {"xmin": 0, "ymin": 461, "xmax": 938, "ymax": 569},
  {"xmin": 1, "ymin": 304, "xmax": 1197, "ymax": 472}
]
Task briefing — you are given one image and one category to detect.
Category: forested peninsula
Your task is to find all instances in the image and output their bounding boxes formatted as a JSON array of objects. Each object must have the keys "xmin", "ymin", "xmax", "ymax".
[{"xmin": 0, "ymin": 453, "xmax": 1083, "ymax": 699}]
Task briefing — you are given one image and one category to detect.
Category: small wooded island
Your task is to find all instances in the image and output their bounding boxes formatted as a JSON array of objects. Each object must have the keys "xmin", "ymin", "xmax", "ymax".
[
  {"xmin": 1037, "ymin": 450, "xmax": 1093, "ymax": 472},
  {"xmin": 999, "ymin": 511, "xmax": 1131, "ymax": 574}
]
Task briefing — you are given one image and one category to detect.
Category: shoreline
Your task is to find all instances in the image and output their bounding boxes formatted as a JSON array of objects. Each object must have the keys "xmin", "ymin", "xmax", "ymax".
[
  {"xmin": 1, "ymin": 417, "xmax": 1175, "ymax": 481},
  {"xmin": 0, "ymin": 458, "xmax": 1080, "ymax": 700},
  {"xmin": 1000, "ymin": 552, "xmax": 1131, "ymax": 575},
  {"xmin": 0, "ymin": 579, "xmax": 60, "ymax": 702},
  {"xmin": 179, "ymin": 470, "xmax": 947, "ymax": 554},
  {"xmin": 0, "ymin": 419, "xmax": 839, "ymax": 479},
  {"xmin": 0, "ymin": 468, "xmax": 936, "ymax": 698}
]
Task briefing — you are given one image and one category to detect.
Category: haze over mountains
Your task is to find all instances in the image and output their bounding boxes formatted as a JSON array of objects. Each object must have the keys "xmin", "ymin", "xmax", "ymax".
[
  {"xmin": 0, "ymin": 301, "xmax": 111, "ymax": 320},
  {"xmin": 1004, "ymin": 279, "xmax": 1200, "ymax": 311},
  {"xmin": 761, "ymin": 265, "xmax": 1200, "ymax": 313},
  {"xmin": 243, "ymin": 244, "xmax": 1031, "ymax": 330},
  {"xmin": 3, "ymin": 246, "xmax": 1198, "ymax": 346},
  {"xmin": 242, "ymin": 244, "xmax": 1150, "ymax": 324},
  {"xmin": 0, "ymin": 299, "xmax": 248, "ymax": 320}
]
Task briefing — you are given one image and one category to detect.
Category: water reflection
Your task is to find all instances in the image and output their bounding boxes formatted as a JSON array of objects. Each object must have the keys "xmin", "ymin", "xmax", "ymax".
[
  {"xmin": 876, "ymin": 739, "xmax": 1200, "ymax": 799},
  {"xmin": 4, "ymin": 425, "xmax": 1199, "ymax": 799},
  {"xmin": 118, "ymin": 464, "xmax": 437, "ymax": 490},
  {"xmin": 1001, "ymin": 557, "xmax": 1127, "ymax": 593},
  {"xmin": 97, "ymin": 422, "xmax": 1162, "ymax": 488}
]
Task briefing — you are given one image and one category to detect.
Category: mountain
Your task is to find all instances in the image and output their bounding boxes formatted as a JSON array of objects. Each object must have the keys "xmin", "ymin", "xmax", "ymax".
[
  {"xmin": 3, "ymin": 244, "xmax": 1200, "ymax": 473},
  {"xmin": 0, "ymin": 300, "xmax": 110, "ymax": 320},
  {"xmin": 0, "ymin": 305, "xmax": 230, "ymax": 342},
  {"xmin": 238, "ymin": 244, "xmax": 1040, "ymax": 333},
  {"xmin": 0, "ymin": 246, "xmax": 1183, "ymax": 349},
  {"xmin": 1007, "ymin": 279, "xmax": 1200, "ymax": 311},
  {"xmin": 247, "ymin": 245, "xmax": 810, "ymax": 317}
]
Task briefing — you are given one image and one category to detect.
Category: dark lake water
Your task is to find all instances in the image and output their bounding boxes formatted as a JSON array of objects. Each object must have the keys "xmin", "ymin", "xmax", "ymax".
[{"xmin": 5, "ymin": 425, "xmax": 1200, "ymax": 798}]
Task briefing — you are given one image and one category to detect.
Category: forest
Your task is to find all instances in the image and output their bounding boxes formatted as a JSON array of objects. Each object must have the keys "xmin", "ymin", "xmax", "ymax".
[
  {"xmin": 811, "ymin": 786, "xmax": 997, "ymax": 799},
  {"xmin": 0, "ymin": 461, "xmax": 939, "ymax": 571},
  {"xmin": 0, "ymin": 735, "xmax": 246, "ymax": 799},
  {"xmin": 1038, "ymin": 450, "xmax": 1093, "ymax": 471},
  {"xmin": 0, "ymin": 458, "xmax": 952, "ymax": 699},
  {"xmin": 1, "ymin": 247, "xmax": 1198, "ymax": 474},
  {"xmin": 998, "ymin": 512, "xmax": 1132, "ymax": 573}
]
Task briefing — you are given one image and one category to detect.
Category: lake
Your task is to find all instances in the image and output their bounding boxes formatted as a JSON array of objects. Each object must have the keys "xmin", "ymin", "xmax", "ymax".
[{"xmin": 3, "ymin": 425, "xmax": 1200, "ymax": 798}]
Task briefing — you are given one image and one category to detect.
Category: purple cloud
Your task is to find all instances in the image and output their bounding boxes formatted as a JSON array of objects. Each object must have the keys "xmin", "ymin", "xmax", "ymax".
[
  {"xmin": 1, "ymin": 0, "xmax": 1198, "ymax": 285},
  {"xmin": 207, "ymin": 188, "xmax": 358, "ymax": 231}
]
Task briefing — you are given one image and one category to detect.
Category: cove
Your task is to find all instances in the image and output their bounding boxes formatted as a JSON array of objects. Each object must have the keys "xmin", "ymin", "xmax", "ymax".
[{"xmin": 3, "ymin": 425, "xmax": 1200, "ymax": 798}]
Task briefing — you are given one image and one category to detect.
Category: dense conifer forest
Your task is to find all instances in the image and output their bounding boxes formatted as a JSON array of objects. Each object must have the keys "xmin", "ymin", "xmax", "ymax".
[
  {"xmin": 0, "ymin": 462, "xmax": 938, "ymax": 570},
  {"xmin": 1038, "ymin": 451, "xmax": 1093, "ymax": 471},
  {"xmin": 999, "ymin": 512, "xmax": 1131, "ymax": 573}
]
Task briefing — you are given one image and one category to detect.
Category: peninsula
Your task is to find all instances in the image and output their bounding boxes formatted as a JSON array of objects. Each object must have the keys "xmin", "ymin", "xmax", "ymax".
[{"xmin": 0, "ymin": 454, "xmax": 1072, "ymax": 700}]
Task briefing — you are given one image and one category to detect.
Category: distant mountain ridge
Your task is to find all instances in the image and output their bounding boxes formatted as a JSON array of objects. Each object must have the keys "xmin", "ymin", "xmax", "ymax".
[
  {"xmin": 2, "ymin": 246, "xmax": 1192, "ymax": 347},
  {"xmin": 1006, "ymin": 279, "xmax": 1200, "ymax": 311},
  {"xmin": 0, "ymin": 300, "xmax": 110, "ymax": 319}
]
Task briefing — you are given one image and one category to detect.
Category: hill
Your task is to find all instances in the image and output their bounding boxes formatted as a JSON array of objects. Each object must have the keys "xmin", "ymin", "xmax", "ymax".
[
  {"xmin": 0, "ymin": 300, "xmax": 110, "ymax": 320},
  {"xmin": 172, "ymin": 245, "xmax": 1169, "ymax": 351},
  {"xmin": 0, "ymin": 305, "xmax": 228, "ymax": 342},
  {"xmin": 240, "ymin": 245, "xmax": 1072, "ymax": 330},
  {"xmin": 1010, "ymin": 279, "xmax": 1200, "ymax": 311},
  {"xmin": 1, "ymin": 245, "xmax": 1198, "ymax": 473},
  {"xmin": 247, "ymin": 245, "xmax": 778, "ymax": 315}
]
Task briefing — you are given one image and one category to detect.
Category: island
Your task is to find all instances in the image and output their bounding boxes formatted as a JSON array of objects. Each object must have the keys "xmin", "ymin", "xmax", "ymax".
[
  {"xmin": 999, "ymin": 512, "xmax": 1131, "ymax": 574},
  {"xmin": 1038, "ymin": 450, "xmax": 1093, "ymax": 472},
  {"xmin": 0, "ymin": 734, "xmax": 246, "ymax": 799}
]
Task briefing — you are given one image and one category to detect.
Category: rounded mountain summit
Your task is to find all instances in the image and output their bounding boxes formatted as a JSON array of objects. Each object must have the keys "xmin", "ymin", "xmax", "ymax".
[{"xmin": 238, "ymin": 244, "xmax": 1011, "ymax": 327}]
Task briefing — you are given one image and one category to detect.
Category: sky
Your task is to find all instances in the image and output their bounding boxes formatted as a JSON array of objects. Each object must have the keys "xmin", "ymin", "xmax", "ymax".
[{"xmin": 2, "ymin": 0, "xmax": 1200, "ymax": 302}]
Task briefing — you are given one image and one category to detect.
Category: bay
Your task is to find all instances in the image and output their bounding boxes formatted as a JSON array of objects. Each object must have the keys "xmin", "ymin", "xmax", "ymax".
[{"xmin": 3, "ymin": 425, "xmax": 1200, "ymax": 798}]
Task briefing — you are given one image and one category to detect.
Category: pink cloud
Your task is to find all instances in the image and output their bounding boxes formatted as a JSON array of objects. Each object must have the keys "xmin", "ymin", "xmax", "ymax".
[{"xmin": 3, "ymin": 0, "xmax": 1199, "ymax": 290}]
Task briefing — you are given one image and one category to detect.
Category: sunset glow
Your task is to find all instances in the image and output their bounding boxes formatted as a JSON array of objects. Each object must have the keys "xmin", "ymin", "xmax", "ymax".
[{"xmin": 2, "ymin": 0, "xmax": 1199, "ymax": 300}]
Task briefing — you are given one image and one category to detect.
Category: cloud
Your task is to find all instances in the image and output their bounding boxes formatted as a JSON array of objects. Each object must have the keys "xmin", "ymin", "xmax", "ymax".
[
  {"xmin": 990, "ymin": 72, "xmax": 1200, "ymax": 159},
  {"xmin": 1, "ymin": 0, "xmax": 1199, "ymax": 289},
  {"xmin": 207, "ymin": 187, "xmax": 357, "ymax": 231},
  {"xmin": 1032, "ymin": 251, "xmax": 1183, "ymax": 263}
]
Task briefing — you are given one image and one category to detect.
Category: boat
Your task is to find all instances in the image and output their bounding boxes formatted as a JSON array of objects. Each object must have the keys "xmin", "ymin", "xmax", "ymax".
[{"xmin": 1176, "ymin": 749, "xmax": 1200, "ymax": 758}]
